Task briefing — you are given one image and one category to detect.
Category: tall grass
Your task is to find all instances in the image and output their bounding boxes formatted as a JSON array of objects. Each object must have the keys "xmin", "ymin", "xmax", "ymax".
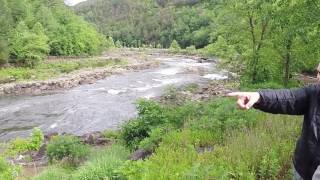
[
  {"xmin": 32, "ymin": 98, "xmax": 301, "ymax": 180},
  {"xmin": 33, "ymin": 144, "xmax": 129, "ymax": 180},
  {"xmin": 119, "ymin": 113, "xmax": 300, "ymax": 180},
  {"xmin": 0, "ymin": 58, "xmax": 127, "ymax": 83}
]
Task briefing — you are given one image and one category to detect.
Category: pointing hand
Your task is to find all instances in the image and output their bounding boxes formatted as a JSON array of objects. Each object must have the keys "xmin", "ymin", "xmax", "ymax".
[{"xmin": 227, "ymin": 92, "xmax": 260, "ymax": 110}]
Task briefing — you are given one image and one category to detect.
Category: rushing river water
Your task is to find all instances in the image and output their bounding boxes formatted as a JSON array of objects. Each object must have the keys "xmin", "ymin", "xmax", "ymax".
[{"xmin": 0, "ymin": 53, "xmax": 228, "ymax": 141}]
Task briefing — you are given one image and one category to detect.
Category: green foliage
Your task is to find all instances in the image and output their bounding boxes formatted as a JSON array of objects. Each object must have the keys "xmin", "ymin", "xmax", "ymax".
[
  {"xmin": 169, "ymin": 40, "xmax": 181, "ymax": 52},
  {"xmin": 120, "ymin": 100, "xmax": 168, "ymax": 149},
  {"xmin": 115, "ymin": 40, "xmax": 123, "ymax": 48},
  {"xmin": 7, "ymin": 127, "xmax": 44, "ymax": 155},
  {"xmin": 0, "ymin": 0, "xmax": 108, "ymax": 68},
  {"xmin": 75, "ymin": 0, "xmax": 207, "ymax": 48},
  {"xmin": 7, "ymin": 138, "xmax": 30, "ymax": 155},
  {"xmin": 0, "ymin": 58, "xmax": 127, "ymax": 84},
  {"xmin": 33, "ymin": 167, "xmax": 71, "ymax": 180},
  {"xmin": 0, "ymin": 37, "xmax": 9, "ymax": 65},
  {"xmin": 186, "ymin": 45, "xmax": 196, "ymax": 52},
  {"xmin": 139, "ymin": 127, "xmax": 165, "ymax": 152},
  {"xmin": 29, "ymin": 127, "xmax": 44, "ymax": 151},
  {"xmin": 0, "ymin": 156, "xmax": 20, "ymax": 180},
  {"xmin": 105, "ymin": 36, "xmax": 115, "ymax": 49},
  {"xmin": 35, "ymin": 145, "xmax": 129, "ymax": 180},
  {"xmin": 9, "ymin": 21, "xmax": 49, "ymax": 67},
  {"xmin": 184, "ymin": 83, "xmax": 199, "ymax": 93},
  {"xmin": 71, "ymin": 145, "xmax": 129, "ymax": 180},
  {"xmin": 46, "ymin": 135, "xmax": 89, "ymax": 166},
  {"xmin": 102, "ymin": 130, "xmax": 120, "ymax": 140},
  {"xmin": 202, "ymin": 36, "xmax": 237, "ymax": 60},
  {"xmin": 120, "ymin": 113, "xmax": 298, "ymax": 179}
]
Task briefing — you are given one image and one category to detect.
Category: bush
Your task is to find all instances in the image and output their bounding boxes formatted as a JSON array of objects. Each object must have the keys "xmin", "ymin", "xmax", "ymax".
[
  {"xmin": 7, "ymin": 127, "xmax": 44, "ymax": 155},
  {"xmin": 139, "ymin": 127, "xmax": 165, "ymax": 151},
  {"xmin": 46, "ymin": 135, "xmax": 89, "ymax": 166},
  {"xmin": 185, "ymin": 45, "xmax": 196, "ymax": 54},
  {"xmin": 120, "ymin": 100, "xmax": 168, "ymax": 149},
  {"xmin": 9, "ymin": 22, "xmax": 49, "ymax": 67},
  {"xmin": 29, "ymin": 127, "xmax": 44, "ymax": 151},
  {"xmin": 0, "ymin": 157, "xmax": 20, "ymax": 180},
  {"xmin": 105, "ymin": 36, "xmax": 115, "ymax": 49},
  {"xmin": 72, "ymin": 145, "xmax": 129, "ymax": 180},
  {"xmin": 169, "ymin": 40, "xmax": 181, "ymax": 52},
  {"xmin": 115, "ymin": 40, "xmax": 123, "ymax": 48},
  {"xmin": 201, "ymin": 36, "xmax": 237, "ymax": 60}
]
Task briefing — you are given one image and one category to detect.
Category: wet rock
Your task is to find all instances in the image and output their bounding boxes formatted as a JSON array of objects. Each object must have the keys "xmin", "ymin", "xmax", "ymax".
[
  {"xmin": 80, "ymin": 131, "xmax": 108, "ymax": 145},
  {"xmin": 130, "ymin": 149, "xmax": 152, "ymax": 161},
  {"xmin": 44, "ymin": 132, "xmax": 59, "ymax": 141}
]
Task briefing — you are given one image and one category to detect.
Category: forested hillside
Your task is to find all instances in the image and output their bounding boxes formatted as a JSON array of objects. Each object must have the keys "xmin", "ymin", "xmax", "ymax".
[
  {"xmin": 74, "ymin": 0, "xmax": 209, "ymax": 49},
  {"xmin": 75, "ymin": 0, "xmax": 320, "ymax": 87},
  {"xmin": 0, "ymin": 0, "xmax": 108, "ymax": 67}
]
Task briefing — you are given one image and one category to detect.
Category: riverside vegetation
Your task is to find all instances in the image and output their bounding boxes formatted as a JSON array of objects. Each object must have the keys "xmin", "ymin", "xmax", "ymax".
[
  {"xmin": 0, "ymin": 85, "xmax": 301, "ymax": 179},
  {"xmin": 0, "ymin": 0, "xmax": 318, "ymax": 179}
]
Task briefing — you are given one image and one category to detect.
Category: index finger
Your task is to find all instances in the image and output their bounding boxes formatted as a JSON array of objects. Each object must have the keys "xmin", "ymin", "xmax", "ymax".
[{"xmin": 226, "ymin": 92, "xmax": 243, "ymax": 97}]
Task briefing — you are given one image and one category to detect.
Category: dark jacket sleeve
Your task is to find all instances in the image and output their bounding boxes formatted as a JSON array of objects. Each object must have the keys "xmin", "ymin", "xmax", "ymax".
[{"xmin": 253, "ymin": 86, "xmax": 310, "ymax": 115}]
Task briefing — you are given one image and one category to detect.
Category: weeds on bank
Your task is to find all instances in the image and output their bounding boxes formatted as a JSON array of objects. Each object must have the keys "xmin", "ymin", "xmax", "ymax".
[
  {"xmin": 0, "ymin": 58, "xmax": 127, "ymax": 83},
  {"xmin": 23, "ymin": 95, "xmax": 301, "ymax": 180}
]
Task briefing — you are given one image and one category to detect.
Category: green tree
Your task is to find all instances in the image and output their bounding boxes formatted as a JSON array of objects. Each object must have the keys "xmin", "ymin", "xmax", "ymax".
[
  {"xmin": 9, "ymin": 21, "xmax": 49, "ymax": 67},
  {"xmin": 170, "ymin": 39, "xmax": 181, "ymax": 52}
]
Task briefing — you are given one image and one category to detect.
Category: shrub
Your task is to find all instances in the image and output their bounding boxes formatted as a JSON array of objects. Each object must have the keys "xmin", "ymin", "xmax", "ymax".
[
  {"xmin": 7, "ymin": 127, "xmax": 44, "ymax": 155},
  {"xmin": 120, "ymin": 100, "xmax": 168, "ymax": 149},
  {"xmin": 115, "ymin": 40, "xmax": 123, "ymax": 48},
  {"xmin": 9, "ymin": 22, "xmax": 49, "ymax": 67},
  {"xmin": 201, "ymin": 36, "xmax": 236, "ymax": 60},
  {"xmin": 46, "ymin": 135, "xmax": 89, "ymax": 166},
  {"xmin": 29, "ymin": 127, "xmax": 44, "ymax": 151},
  {"xmin": 169, "ymin": 40, "xmax": 181, "ymax": 52},
  {"xmin": 105, "ymin": 36, "xmax": 115, "ymax": 49},
  {"xmin": 139, "ymin": 127, "xmax": 165, "ymax": 151},
  {"xmin": 185, "ymin": 45, "xmax": 196, "ymax": 54},
  {"xmin": 72, "ymin": 145, "xmax": 129, "ymax": 180},
  {"xmin": 0, "ymin": 157, "xmax": 20, "ymax": 180}
]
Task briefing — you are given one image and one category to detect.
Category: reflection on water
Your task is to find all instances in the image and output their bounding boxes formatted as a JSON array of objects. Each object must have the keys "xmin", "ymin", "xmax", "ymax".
[{"xmin": 0, "ymin": 56, "xmax": 227, "ymax": 141}]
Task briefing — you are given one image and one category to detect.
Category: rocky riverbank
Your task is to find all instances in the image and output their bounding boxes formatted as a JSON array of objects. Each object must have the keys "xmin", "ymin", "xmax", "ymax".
[
  {"xmin": 10, "ymin": 79, "xmax": 236, "ymax": 170},
  {"xmin": 0, "ymin": 61, "xmax": 159, "ymax": 96}
]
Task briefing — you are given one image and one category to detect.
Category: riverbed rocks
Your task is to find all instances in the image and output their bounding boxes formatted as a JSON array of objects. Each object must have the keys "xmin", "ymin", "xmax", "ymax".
[
  {"xmin": 129, "ymin": 149, "xmax": 153, "ymax": 161},
  {"xmin": 80, "ymin": 131, "xmax": 111, "ymax": 145},
  {"xmin": 0, "ymin": 61, "xmax": 159, "ymax": 96}
]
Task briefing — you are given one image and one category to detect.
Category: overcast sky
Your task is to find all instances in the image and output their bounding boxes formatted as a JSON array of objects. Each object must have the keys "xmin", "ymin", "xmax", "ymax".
[{"xmin": 64, "ymin": 0, "xmax": 88, "ymax": 6}]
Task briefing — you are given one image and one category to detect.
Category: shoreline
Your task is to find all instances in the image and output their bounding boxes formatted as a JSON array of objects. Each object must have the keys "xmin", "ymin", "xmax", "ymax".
[{"xmin": 0, "ymin": 60, "xmax": 160, "ymax": 96}]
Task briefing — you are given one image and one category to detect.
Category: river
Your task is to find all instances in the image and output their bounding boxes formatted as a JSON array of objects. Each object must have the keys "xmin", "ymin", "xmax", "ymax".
[{"xmin": 0, "ymin": 52, "xmax": 228, "ymax": 141}]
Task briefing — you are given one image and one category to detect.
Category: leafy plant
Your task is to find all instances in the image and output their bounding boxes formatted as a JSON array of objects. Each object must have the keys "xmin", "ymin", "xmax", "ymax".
[
  {"xmin": 0, "ymin": 157, "xmax": 20, "ymax": 180},
  {"xmin": 169, "ymin": 40, "xmax": 181, "ymax": 52},
  {"xmin": 7, "ymin": 127, "xmax": 44, "ymax": 155},
  {"xmin": 46, "ymin": 135, "xmax": 89, "ymax": 166}
]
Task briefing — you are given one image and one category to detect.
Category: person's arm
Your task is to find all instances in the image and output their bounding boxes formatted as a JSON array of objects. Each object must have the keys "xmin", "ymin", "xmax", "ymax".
[
  {"xmin": 253, "ymin": 87, "xmax": 309, "ymax": 115},
  {"xmin": 227, "ymin": 86, "xmax": 310, "ymax": 115}
]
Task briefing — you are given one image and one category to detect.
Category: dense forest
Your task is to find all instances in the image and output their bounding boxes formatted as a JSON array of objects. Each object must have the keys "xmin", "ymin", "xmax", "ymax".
[
  {"xmin": 75, "ymin": 0, "xmax": 320, "ymax": 87},
  {"xmin": 0, "ymin": 0, "xmax": 109, "ymax": 67}
]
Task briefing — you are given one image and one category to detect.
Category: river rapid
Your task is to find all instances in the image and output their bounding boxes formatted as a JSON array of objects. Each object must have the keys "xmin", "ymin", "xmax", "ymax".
[{"xmin": 0, "ymin": 52, "xmax": 228, "ymax": 141}]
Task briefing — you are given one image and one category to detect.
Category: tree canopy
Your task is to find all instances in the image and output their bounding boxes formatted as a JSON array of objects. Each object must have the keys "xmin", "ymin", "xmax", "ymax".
[{"xmin": 0, "ymin": 0, "xmax": 108, "ymax": 67}]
